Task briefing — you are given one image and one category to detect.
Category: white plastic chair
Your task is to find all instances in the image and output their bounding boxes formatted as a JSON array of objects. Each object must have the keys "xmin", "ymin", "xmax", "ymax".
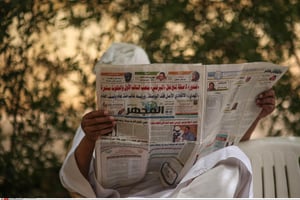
[{"xmin": 238, "ymin": 137, "xmax": 300, "ymax": 198}]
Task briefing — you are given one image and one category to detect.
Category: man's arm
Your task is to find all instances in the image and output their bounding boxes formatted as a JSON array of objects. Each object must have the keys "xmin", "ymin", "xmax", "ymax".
[
  {"xmin": 75, "ymin": 110, "xmax": 115, "ymax": 179},
  {"xmin": 241, "ymin": 89, "xmax": 276, "ymax": 141}
]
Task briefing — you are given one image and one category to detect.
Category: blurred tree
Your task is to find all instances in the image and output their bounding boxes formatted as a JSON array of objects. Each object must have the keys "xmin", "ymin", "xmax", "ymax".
[
  {"xmin": 0, "ymin": 0, "xmax": 299, "ymax": 197},
  {"xmin": 0, "ymin": 0, "xmax": 87, "ymax": 197}
]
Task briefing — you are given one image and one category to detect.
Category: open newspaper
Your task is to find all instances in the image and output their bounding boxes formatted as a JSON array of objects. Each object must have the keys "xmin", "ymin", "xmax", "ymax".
[{"xmin": 93, "ymin": 62, "xmax": 287, "ymax": 189}]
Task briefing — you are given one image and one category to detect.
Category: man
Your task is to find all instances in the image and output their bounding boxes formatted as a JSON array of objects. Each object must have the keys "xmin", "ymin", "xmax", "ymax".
[
  {"xmin": 60, "ymin": 42, "xmax": 276, "ymax": 198},
  {"xmin": 156, "ymin": 72, "xmax": 167, "ymax": 81},
  {"xmin": 182, "ymin": 126, "xmax": 196, "ymax": 141}
]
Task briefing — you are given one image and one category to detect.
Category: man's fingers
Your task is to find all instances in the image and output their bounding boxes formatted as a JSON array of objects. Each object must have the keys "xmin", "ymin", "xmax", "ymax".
[
  {"xmin": 84, "ymin": 116, "xmax": 114, "ymax": 126},
  {"xmin": 84, "ymin": 110, "xmax": 109, "ymax": 119},
  {"xmin": 84, "ymin": 123, "xmax": 114, "ymax": 133},
  {"xmin": 90, "ymin": 128, "xmax": 114, "ymax": 136},
  {"xmin": 256, "ymin": 89, "xmax": 275, "ymax": 106},
  {"xmin": 258, "ymin": 88, "xmax": 275, "ymax": 98},
  {"xmin": 262, "ymin": 104, "xmax": 275, "ymax": 111},
  {"xmin": 256, "ymin": 96, "xmax": 275, "ymax": 105},
  {"xmin": 81, "ymin": 110, "xmax": 115, "ymax": 139}
]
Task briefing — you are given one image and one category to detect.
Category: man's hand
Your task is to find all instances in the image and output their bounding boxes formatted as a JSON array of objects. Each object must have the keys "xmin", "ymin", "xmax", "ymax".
[
  {"xmin": 241, "ymin": 88, "xmax": 276, "ymax": 141},
  {"xmin": 256, "ymin": 88, "xmax": 276, "ymax": 119},
  {"xmin": 81, "ymin": 110, "xmax": 116, "ymax": 142}
]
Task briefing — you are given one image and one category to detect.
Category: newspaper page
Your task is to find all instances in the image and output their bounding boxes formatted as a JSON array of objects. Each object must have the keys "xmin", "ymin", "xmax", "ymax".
[
  {"xmin": 94, "ymin": 64, "xmax": 206, "ymax": 188},
  {"xmin": 93, "ymin": 62, "xmax": 287, "ymax": 189},
  {"xmin": 199, "ymin": 62, "xmax": 288, "ymax": 156}
]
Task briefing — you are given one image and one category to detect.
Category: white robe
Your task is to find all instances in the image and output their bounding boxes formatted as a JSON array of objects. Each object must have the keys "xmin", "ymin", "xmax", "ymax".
[{"xmin": 59, "ymin": 126, "xmax": 253, "ymax": 198}]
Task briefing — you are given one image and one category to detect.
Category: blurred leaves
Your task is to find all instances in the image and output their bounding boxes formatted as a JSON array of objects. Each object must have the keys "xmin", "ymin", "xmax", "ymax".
[{"xmin": 1, "ymin": 0, "xmax": 300, "ymax": 197}]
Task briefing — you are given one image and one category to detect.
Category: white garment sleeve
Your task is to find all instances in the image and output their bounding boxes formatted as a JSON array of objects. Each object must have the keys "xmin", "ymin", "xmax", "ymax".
[
  {"xmin": 59, "ymin": 126, "xmax": 120, "ymax": 198},
  {"xmin": 164, "ymin": 145, "xmax": 253, "ymax": 198},
  {"xmin": 60, "ymin": 128, "xmax": 253, "ymax": 198},
  {"xmin": 175, "ymin": 162, "xmax": 240, "ymax": 198}
]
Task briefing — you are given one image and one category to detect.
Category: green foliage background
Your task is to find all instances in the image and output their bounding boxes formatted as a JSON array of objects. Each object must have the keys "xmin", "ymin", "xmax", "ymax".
[{"xmin": 1, "ymin": 0, "xmax": 300, "ymax": 197}]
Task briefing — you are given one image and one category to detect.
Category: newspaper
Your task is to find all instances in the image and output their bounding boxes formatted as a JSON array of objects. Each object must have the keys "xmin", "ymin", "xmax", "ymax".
[{"xmin": 93, "ymin": 62, "xmax": 287, "ymax": 189}]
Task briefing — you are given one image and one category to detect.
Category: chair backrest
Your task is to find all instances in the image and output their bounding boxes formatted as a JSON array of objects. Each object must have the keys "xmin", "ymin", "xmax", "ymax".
[{"xmin": 238, "ymin": 137, "xmax": 300, "ymax": 198}]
